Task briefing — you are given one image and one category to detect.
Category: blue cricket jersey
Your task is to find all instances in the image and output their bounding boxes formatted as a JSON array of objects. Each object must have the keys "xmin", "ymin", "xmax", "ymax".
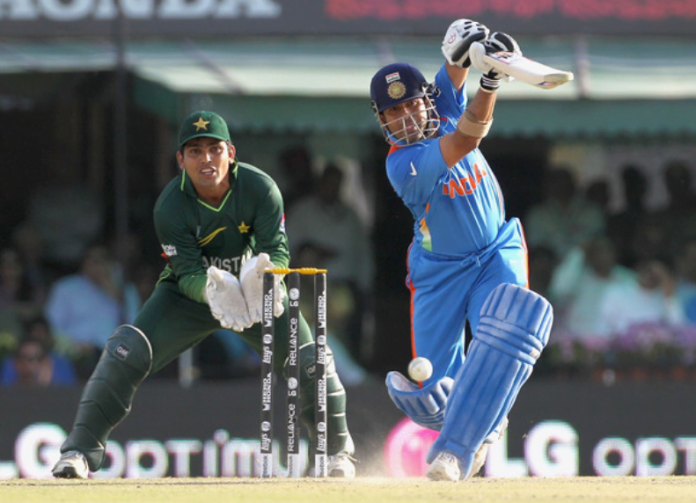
[{"xmin": 386, "ymin": 65, "xmax": 505, "ymax": 256}]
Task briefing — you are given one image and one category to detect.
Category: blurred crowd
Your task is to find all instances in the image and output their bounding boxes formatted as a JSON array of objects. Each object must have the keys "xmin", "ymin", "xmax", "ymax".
[
  {"xmin": 2, "ymin": 148, "xmax": 695, "ymax": 387},
  {"xmin": 526, "ymin": 160, "xmax": 696, "ymax": 379}
]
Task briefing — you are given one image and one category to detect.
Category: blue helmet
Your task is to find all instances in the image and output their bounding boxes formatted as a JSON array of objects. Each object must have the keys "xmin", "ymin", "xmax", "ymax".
[
  {"xmin": 370, "ymin": 62, "xmax": 429, "ymax": 113},
  {"xmin": 370, "ymin": 62, "xmax": 440, "ymax": 146}
]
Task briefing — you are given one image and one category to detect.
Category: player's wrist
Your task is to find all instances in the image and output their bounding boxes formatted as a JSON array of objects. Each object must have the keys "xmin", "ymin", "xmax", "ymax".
[{"xmin": 480, "ymin": 74, "xmax": 500, "ymax": 92}]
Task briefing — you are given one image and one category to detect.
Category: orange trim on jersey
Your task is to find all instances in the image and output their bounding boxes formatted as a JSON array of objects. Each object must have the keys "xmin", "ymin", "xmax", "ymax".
[
  {"xmin": 519, "ymin": 223, "xmax": 530, "ymax": 289},
  {"xmin": 405, "ymin": 244, "xmax": 424, "ymax": 388},
  {"xmin": 409, "ymin": 278, "xmax": 417, "ymax": 360},
  {"xmin": 405, "ymin": 242, "xmax": 418, "ymax": 360},
  {"xmin": 388, "ymin": 144, "xmax": 401, "ymax": 156}
]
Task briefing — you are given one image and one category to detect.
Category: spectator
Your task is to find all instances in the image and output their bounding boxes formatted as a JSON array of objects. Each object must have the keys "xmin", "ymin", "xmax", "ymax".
[
  {"xmin": 584, "ymin": 178, "xmax": 611, "ymax": 216},
  {"xmin": 286, "ymin": 163, "xmax": 375, "ymax": 361},
  {"xmin": 629, "ymin": 213, "xmax": 671, "ymax": 266},
  {"xmin": 0, "ymin": 320, "xmax": 77, "ymax": 387},
  {"xmin": 548, "ymin": 236, "xmax": 636, "ymax": 339},
  {"xmin": 596, "ymin": 259, "xmax": 685, "ymax": 338},
  {"xmin": 11, "ymin": 223, "xmax": 49, "ymax": 306},
  {"xmin": 27, "ymin": 149, "xmax": 104, "ymax": 278},
  {"xmin": 277, "ymin": 145, "xmax": 316, "ymax": 214},
  {"xmin": 606, "ymin": 165, "xmax": 648, "ymax": 268},
  {"xmin": 44, "ymin": 244, "xmax": 141, "ymax": 378},
  {"xmin": 524, "ymin": 166, "xmax": 605, "ymax": 262},
  {"xmin": 674, "ymin": 237, "xmax": 696, "ymax": 324},
  {"xmin": 0, "ymin": 247, "xmax": 43, "ymax": 318},
  {"xmin": 527, "ymin": 245, "xmax": 558, "ymax": 299},
  {"xmin": 654, "ymin": 160, "xmax": 696, "ymax": 254}
]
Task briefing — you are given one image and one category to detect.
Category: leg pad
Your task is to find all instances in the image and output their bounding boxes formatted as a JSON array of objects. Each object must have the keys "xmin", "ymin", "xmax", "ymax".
[
  {"xmin": 61, "ymin": 325, "xmax": 153, "ymax": 471},
  {"xmin": 427, "ymin": 284, "xmax": 553, "ymax": 476},
  {"xmin": 292, "ymin": 341, "xmax": 354, "ymax": 456}
]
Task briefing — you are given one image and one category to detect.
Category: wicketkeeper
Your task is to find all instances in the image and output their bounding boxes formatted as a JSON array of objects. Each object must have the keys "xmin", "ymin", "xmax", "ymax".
[
  {"xmin": 370, "ymin": 20, "xmax": 553, "ymax": 481},
  {"xmin": 52, "ymin": 110, "xmax": 356, "ymax": 479}
]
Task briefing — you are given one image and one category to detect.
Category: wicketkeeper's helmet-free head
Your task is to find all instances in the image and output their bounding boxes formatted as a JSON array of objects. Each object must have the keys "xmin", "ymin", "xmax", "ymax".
[
  {"xmin": 370, "ymin": 62, "xmax": 440, "ymax": 146},
  {"xmin": 178, "ymin": 110, "xmax": 231, "ymax": 148}
]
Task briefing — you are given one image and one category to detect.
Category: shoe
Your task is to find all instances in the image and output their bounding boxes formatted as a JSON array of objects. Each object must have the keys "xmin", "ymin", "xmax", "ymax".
[
  {"xmin": 327, "ymin": 453, "xmax": 356, "ymax": 478},
  {"xmin": 426, "ymin": 451, "xmax": 460, "ymax": 481},
  {"xmin": 469, "ymin": 444, "xmax": 489, "ymax": 478},
  {"xmin": 470, "ymin": 417, "xmax": 509, "ymax": 479},
  {"xmin": 52, "ymin": 450, "xmax": 89, "ymax": 479}
]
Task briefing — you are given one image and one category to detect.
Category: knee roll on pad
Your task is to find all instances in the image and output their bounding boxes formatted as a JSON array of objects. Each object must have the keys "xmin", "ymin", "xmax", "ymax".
[
  {"xmin": 427, "ymin": 284, "xmax": 553, "ymax": 473},
  {"xmin": 476, "ymin": 282, "xmax": 552, "ymax": 364},
  {"xmin": 62, "ymin": 325, "xmax": 153, "ymax": 471},
  {"xmin": 294, "ymin": 342, "xmax": 353, "ymax": 456}
]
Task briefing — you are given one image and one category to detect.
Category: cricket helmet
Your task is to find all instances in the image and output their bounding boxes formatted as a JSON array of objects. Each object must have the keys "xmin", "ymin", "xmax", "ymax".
[
  {"xmin": 178, "ymin": 110, "xmax": 231, "ymax": 148},
  {"xmin": 370, "ymin": 62, "xmax": 440, "ymax": 146}
]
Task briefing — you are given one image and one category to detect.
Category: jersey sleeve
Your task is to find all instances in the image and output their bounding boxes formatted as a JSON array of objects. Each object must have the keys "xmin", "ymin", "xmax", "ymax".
[
  {"xmin": 433, "ymin": 64, "xmax": 467, "ymax": 120},
  {"xmin": 251, "ymin": 182, "xmax": 290, "ymax": 269},
  {"xmin": 387, "ymin": 142, "xmax": 449, "ymax": 211},
  {"xmin": 154, "ymin": 205, "xmax": 208, "ymax": 303}
]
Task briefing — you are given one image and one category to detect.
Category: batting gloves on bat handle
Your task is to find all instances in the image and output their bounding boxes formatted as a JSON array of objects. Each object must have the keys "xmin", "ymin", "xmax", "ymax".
[
  {"xmin": 441, "ymin": 18, "xmax": 489, "ymax": 68},
  {"xmin": 470, "ymin": 32, "xmax": 522, "ymax": 92}
]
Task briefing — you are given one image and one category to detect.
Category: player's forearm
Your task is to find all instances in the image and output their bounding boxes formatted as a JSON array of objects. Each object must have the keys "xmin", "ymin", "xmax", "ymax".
[
  {"xmin": 467, "ymin": 85, "xmax": 497, "ymax": 122},
  {"xmin": 178, "ymin": 273, "xmax": 208, "ymax": 304},
  {"xmin": 445, "ymin": 62, "xmax": 468, "ymax": 92},
  {"xmin": 440, "ymin": 88, "xmax": 496, "ymax": 167}
]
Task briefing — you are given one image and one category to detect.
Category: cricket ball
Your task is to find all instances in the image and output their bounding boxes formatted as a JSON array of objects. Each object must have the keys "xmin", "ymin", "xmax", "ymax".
[{"xmin": 408, "ymin": 357, "xmax": 433, "ymax": 382}]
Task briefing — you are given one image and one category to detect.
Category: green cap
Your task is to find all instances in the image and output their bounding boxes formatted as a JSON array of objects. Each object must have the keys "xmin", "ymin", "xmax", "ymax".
[{"xmin": 178, "ymin": 110, "xmax": 231, "ymax": 148}]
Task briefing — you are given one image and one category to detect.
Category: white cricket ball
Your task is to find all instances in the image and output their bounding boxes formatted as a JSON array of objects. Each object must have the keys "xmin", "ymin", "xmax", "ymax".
[{"xmin": 408, "ymin": 357, "xmax": 433, "ymax": 382}]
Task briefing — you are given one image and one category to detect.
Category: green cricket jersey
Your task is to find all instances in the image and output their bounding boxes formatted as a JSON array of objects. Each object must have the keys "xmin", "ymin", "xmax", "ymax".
[{"xmin": 153, "ymin": 160, "xmax": 289, "ymax": 304}]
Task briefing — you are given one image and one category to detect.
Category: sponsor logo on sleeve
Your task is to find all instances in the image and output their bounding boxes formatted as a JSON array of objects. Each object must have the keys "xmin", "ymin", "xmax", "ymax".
[{"xmin": 161, "ymin": 244, "xmax": 178, "ymax": 257}]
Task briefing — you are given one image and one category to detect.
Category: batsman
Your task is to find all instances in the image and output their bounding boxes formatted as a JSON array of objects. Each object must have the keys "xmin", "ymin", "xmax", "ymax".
[
  {"xmin": 51, "ymin": 111, "xmax": 355, "ymax": 479},
  {"xmin": 370, "ymin": 20, "xmax": 553, "ymax": 480}
]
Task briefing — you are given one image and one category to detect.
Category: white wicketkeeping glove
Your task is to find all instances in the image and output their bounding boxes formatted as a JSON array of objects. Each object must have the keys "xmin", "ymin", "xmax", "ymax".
[
  {"xmin": 205, "ymin": 266, "xmax": 253, "ymax": 332},
  {"xmin": 441, "ymin": 18, "xmax": 489, "ymax": 68},
  {"xmin": 240, "ymin": 253, "xmax": 286, "ymax": 324}
]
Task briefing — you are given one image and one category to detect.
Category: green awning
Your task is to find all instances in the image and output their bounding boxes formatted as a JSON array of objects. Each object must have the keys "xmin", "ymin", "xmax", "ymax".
[
  {"xmin": 134, "ymin": 77, "xmax": 696, "ymax": 138},
  {"xmin": 4, "ymin": 36, "xmax": 696, "ymax": 138}
]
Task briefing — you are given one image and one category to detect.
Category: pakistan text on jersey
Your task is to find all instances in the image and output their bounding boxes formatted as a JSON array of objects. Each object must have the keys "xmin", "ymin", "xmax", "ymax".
[{"xmin": 202, "ymin": 250, "xmax": 252, "ymax": 274}]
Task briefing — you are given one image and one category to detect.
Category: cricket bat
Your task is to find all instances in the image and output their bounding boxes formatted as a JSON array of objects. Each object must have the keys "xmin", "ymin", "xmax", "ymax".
[{"xmin": 481, "ymin": 51, "xmax": 574, "ymax": 90}]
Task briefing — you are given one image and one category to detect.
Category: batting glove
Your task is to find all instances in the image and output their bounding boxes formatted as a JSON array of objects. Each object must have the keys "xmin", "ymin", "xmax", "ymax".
[
  {"xmin": 240, "ymin": 253, "xmax": 286, "ymax": 324},
  {"xmin": 385, "ymin": 371, "xmax": 454, "ymax": 431},
  {"xmin": 441, "ymin": 19, "xmax": 490, "ymax": 68},
  {"xmin": 205, "ymin": 266, "xmax": 253, "ymax": 332},
  {"xmin": 470, "ymin": 32, "xmax": 522, "ymax": 91}
]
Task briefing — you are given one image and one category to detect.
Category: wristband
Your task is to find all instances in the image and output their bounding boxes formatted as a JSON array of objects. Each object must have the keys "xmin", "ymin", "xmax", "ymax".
[
  {"xmin": 480, "ymin": 74, "xmax": 501, "ymax": 92},
  {"xmin": 456, "ymin": 110, "xmax": 493, "ymax": 138}
]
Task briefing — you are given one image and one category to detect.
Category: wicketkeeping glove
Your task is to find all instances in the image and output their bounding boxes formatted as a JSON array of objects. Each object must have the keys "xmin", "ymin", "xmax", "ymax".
[
  {"xmin": 205, "ymin": 266, "xmax": 253, "ymax": 332},
  {"xmin": 441, "ymin": 19, "xmax": 490, "ymax": 68},
  {"xmin": 240, "ymin": 253, "xmax": 286, "ymax": 324},
  {"xmin": 470, "ymin": 32, "xmax": 522, "ymax": 91}
]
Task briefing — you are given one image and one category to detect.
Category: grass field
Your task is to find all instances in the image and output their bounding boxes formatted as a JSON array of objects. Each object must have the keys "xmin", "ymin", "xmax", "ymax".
[{"xmin": 3, "ymin": 477, "xmax": 696, "ymax": 503}]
